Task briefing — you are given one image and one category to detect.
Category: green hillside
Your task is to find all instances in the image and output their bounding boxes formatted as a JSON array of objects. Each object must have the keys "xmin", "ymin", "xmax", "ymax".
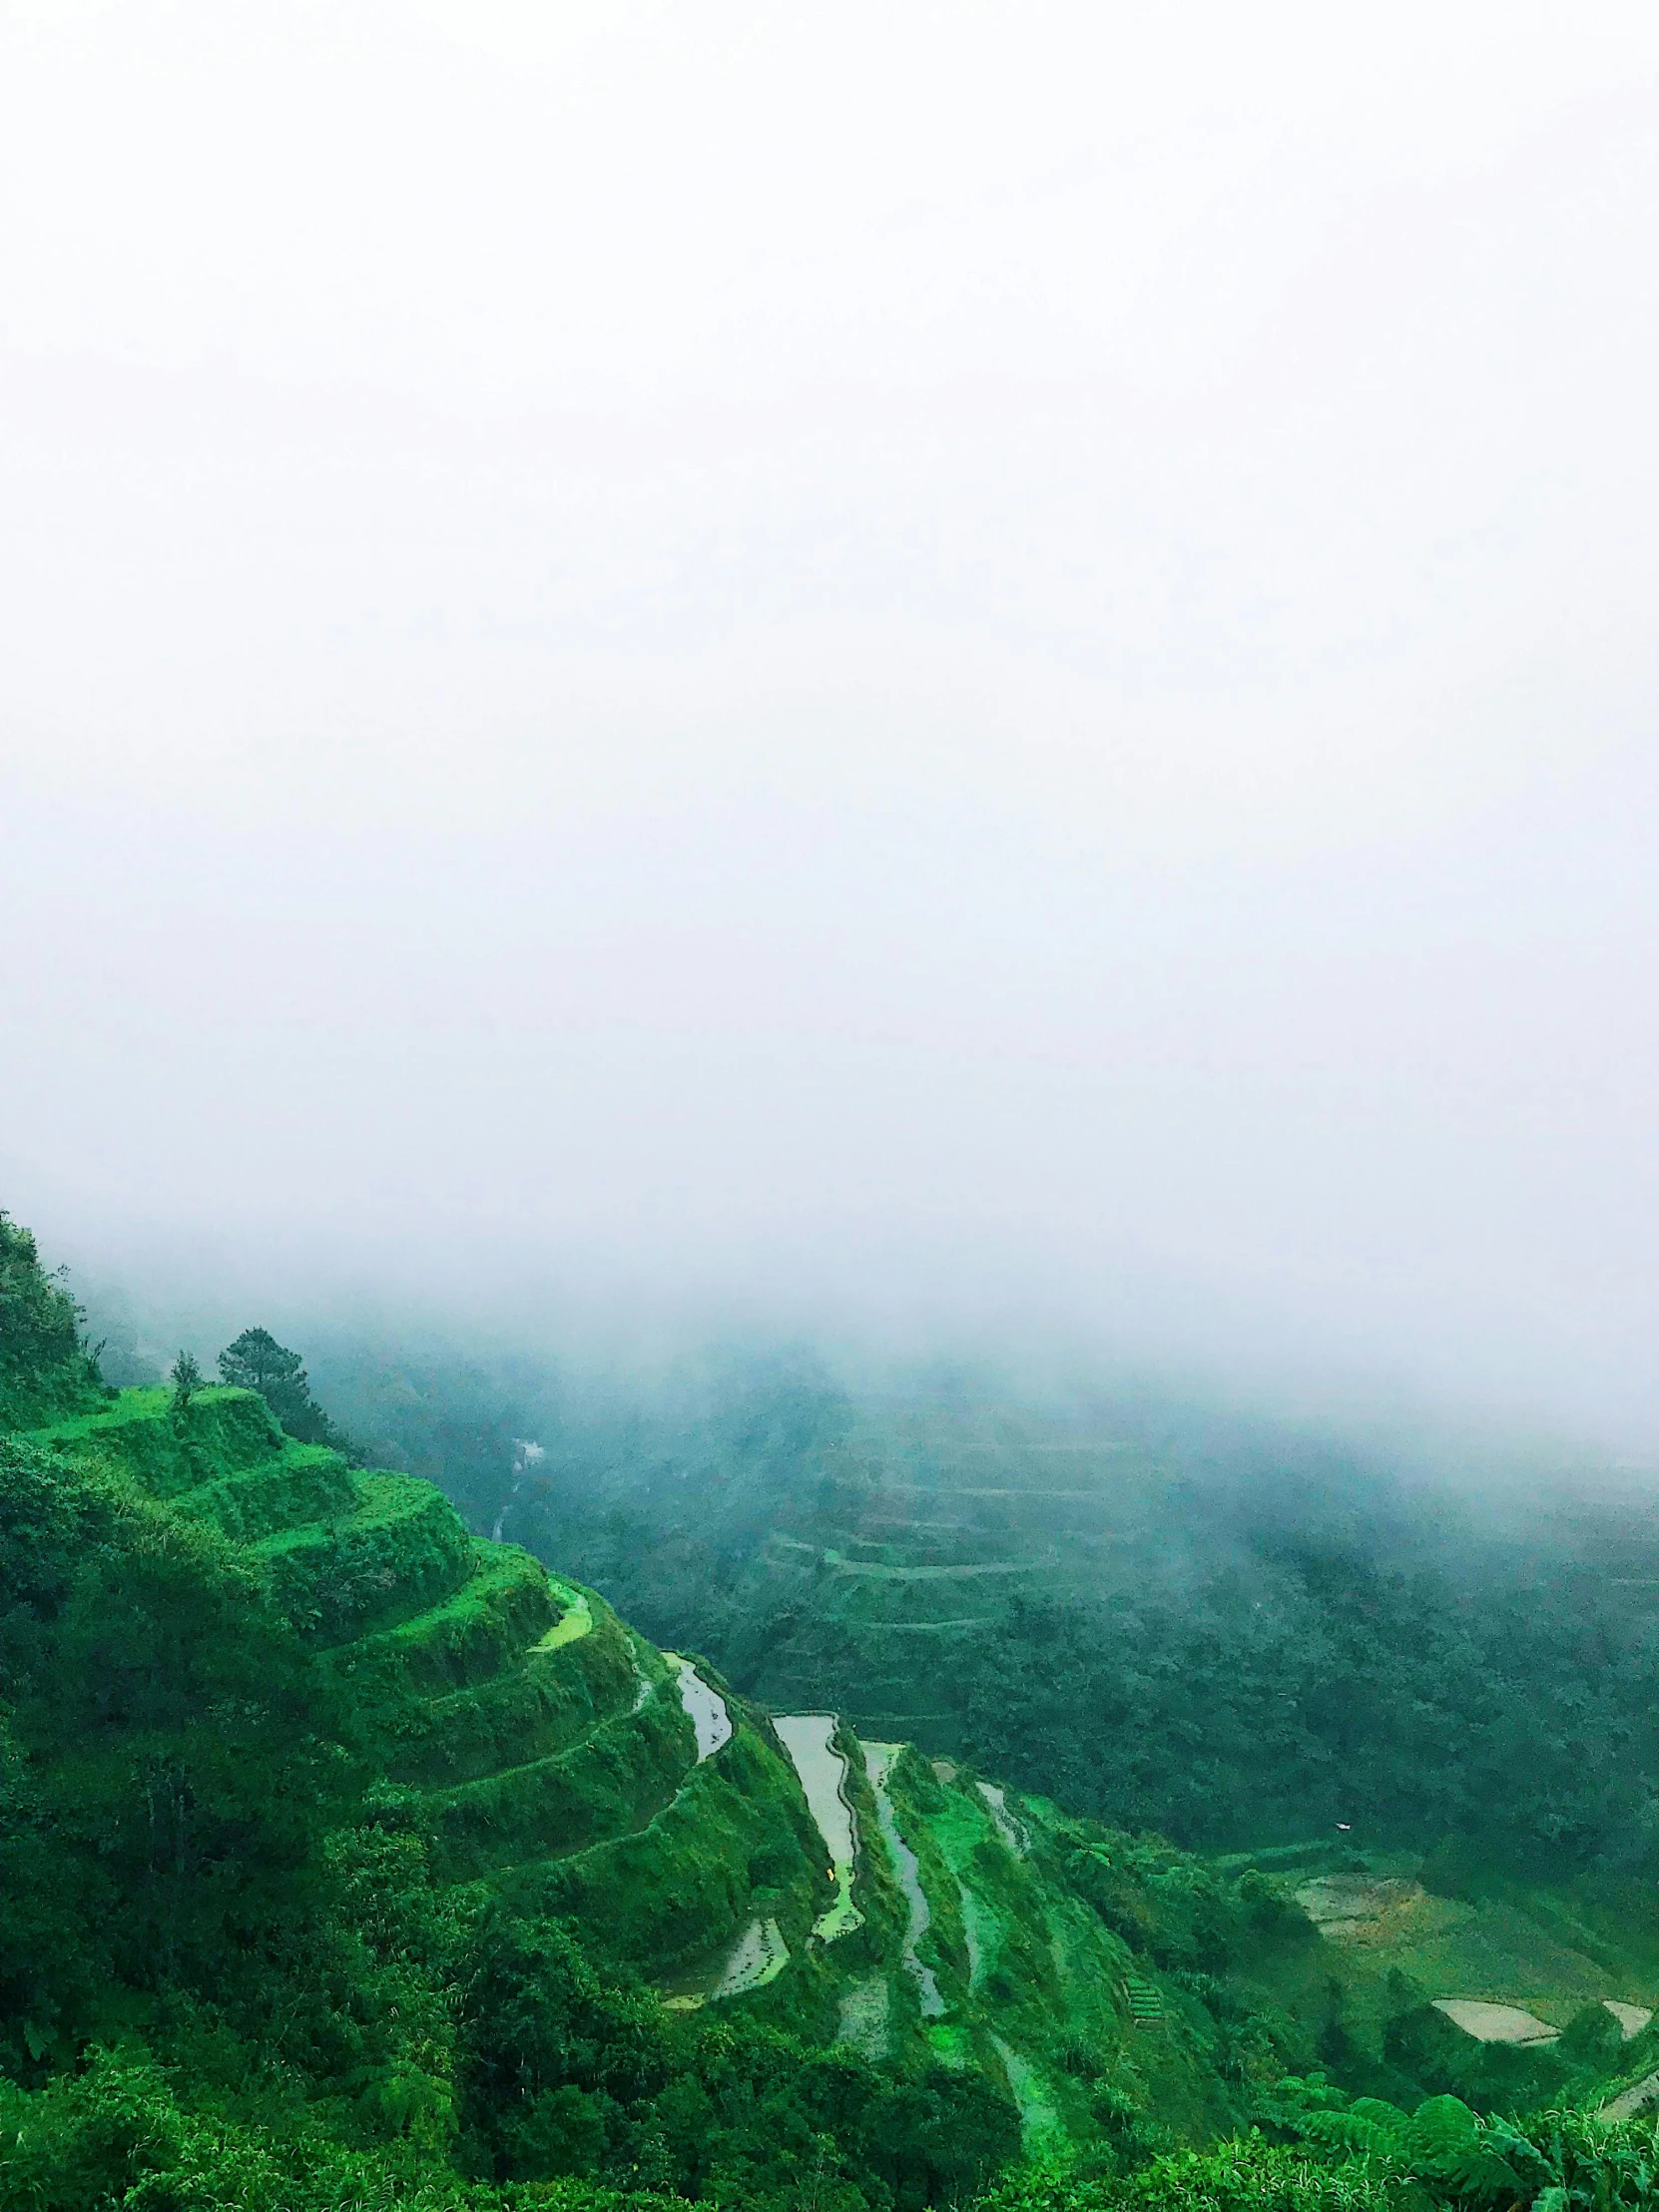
[
  {"xmin": 3, "ymin": 1378, "xmax": 1287, "ymax": 2143},
  {"xmin": 465, "ymin": 1358, "xmax": 1659, "ymax": 1877},
  {"xmin": 0, "ymin": 1212, "xmax": 106, "ymax": 1429},
  {"xmin": 8, "ymin": 1217, "xmax": 1659, "ymax": 2210}
]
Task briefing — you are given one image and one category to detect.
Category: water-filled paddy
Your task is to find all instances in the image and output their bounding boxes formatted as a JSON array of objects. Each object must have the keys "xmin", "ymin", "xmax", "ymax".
[
  {"xmin": 660, "ymin": 1917, "xmax": 790, "ymax": 2010},
  {"xmin": 863, "ymin": 1742, "xmax": 945, "ymax": 2017},
  {"xmin": 666, "ymin": 1654, "xmax": 733, "ymax": 1760},
  {"xmin": 1433, "ymin": 1999, "xmax": 1559, "ymax": 2044},
  {"xmin": 775, "ymin": 1713, "xmax": 863, "ymax": 1940}
]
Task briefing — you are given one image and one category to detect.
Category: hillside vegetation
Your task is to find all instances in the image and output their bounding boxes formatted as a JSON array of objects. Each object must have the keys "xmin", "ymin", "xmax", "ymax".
[
  {"xmin": 8, "ymin": 1217, "xmax": 1659, "ymax": 2209},
  {"xmin": 417, "ymin": 1354, "xmax": 1659, "ymax": 1874}
]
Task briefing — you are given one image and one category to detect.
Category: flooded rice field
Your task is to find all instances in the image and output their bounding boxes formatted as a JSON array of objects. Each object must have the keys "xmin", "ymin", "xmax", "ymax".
[
  {"xmin": 666, "ymin": 1654, "xmax": 733, "ymax": 1760},
  {"xmin": 774, "ymin": 1714, "xmax": 863, "ymax": 1940}
]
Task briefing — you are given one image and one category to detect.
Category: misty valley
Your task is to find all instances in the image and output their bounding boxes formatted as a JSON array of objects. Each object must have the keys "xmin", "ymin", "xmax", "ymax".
[
  {"xmin": 6, "ymin": 1209, "xmax": 1659, "ymax": 2212},
  {"xmin": 9, "ymin": 0, "xmax": 1659, "ymax": 2201}
]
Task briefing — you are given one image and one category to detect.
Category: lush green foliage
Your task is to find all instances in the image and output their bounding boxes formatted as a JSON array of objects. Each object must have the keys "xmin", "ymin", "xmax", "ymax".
[
  {"xmin": 0, "ymin": 2041, "xmax": 713, "ymax": 2211},
  {"xmin": 0, "ymin": 1429, "xmax": 355, "ymax": 2072},
  {"xmin": 0, "ymin": 1408, "xmax": 1023, "ymax": 2209},
  {"xmin": 969, "ymin": 2095, "xmax": 1659, "ymax": 2209},
  {"xmin": 7, "ymin": 1223, "xmax": 1659, "ymax": 2212},
  {"xmin": 219, "ymin": 1324, "xmax": 355, "ymax": 1451},
  {"xmin": 0, "ymin": 1213, "xmax": 104, "ymax": 1429},
  {"xmin": 2, "ymin": 1222, "xmax": 1036, "ymax": 2211},
  {"xmin": 951, "ymin": 1563, "xmax": 1658, "ymax": 1869},
  {"xmin": 393, "ymin": 1355, "xmax": 1659, "ymax": 1876}
]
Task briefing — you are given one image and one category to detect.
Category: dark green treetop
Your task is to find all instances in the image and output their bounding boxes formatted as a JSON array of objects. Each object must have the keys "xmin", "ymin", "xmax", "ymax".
[
  {"xmin": 0, "ymin": 1212, "xmax": 104, "ymax": 1430},
  {"xmin": 218, "ymin": 1327, "xmax": 350, "ymax": 1450}
]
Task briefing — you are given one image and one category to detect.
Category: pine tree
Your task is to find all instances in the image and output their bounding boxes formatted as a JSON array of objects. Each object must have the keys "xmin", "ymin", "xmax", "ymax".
[{"xmin": 217, "ymin": 1328, "xmax": 347, "ymax": 1449}]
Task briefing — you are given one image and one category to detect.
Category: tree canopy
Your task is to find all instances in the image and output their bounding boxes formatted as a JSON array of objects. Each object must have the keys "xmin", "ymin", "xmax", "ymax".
[
  {"xmin": 218, "ymin": 1327, "xmax": 350, "ymax": 1449},
  {"xmin": 0, "ymin": 1213, "xmax": 104, "ymax": 1430}
]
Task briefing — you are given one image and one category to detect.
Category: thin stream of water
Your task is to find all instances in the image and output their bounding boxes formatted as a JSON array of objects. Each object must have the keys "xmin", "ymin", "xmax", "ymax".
[
  {"xmin": 976, "ymin": 1781, "xmax": 1027, "ymax": 1856},
  {"xmin": 862, "ymin": 1742, "xmax": 945, "ymax": 2017},
  {"xmin": 489, "ymin": 1438, "xmax": 544, "ymax": 1542}
]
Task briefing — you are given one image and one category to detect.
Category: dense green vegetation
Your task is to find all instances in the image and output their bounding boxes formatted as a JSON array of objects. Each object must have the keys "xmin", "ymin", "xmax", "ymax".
[
  {"xmin": 10, "ymin": 1222, "xmax": 1659, "ymax": 2208},
  {"xmin": 956, "ymin": 1562, "xmax": 1659, "ymax": 1871},
  {"xmin": 0, "ymin": 1237, "xmax": 1034, "ymax": 2207},
  {"xmin": 0, "ymin": 1213, "xmax": 105, "ymax": 1429},
  {"xmin": 217, "ymin": 1325, "xmax": 357, "ymax": 1452},
  {"xmin": 376, "ymin": 1352, "xmax": 1659, "ymax": 1878}
]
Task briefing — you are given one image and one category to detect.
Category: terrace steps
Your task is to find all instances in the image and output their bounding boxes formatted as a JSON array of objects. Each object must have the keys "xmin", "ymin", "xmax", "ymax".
[{"xmin": 23, "ymin": 1383, "xmax": 1232, "ymax": 2151}]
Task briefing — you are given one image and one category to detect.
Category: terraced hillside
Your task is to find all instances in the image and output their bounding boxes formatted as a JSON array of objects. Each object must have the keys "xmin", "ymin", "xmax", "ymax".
[
  {"xmin": 1226, "ymin": 1837, "xmax": 1659, "ymax": 2109},
  {"xmin": 728, "ymin": 1417, "xmax": 1147, "ymax": 1744},
  {"xmin": 18, "ymin": 1382, "xmax": 1342, "ymax": 2148},
  {"xmin": 525, "ymin": 1389, "xmax": 1187, "ymax": 1749},
  {"xmin": 26, "ymin": 1388, "xmax": 831, "ymax": 2004},
  {"xmin": 474, "ymin": 1359, "xmax": 1659, "ymax": 1890},
  {"xmin": 30, "ymin": 1377, "xmax": 1659, "ymax": 2161}
]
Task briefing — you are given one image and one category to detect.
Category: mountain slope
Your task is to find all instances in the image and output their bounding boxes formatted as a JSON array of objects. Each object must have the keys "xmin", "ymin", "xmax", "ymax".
[
  {"xmin": 0, "ymin": 1211, "xmax": 105, "ymax": 1429},
  {"xmin": 10, "ymin": 1222, "xmax": 1659, "ymax": 2211},
  {"xmin": 473, "ymin": 1359, "xmax": 1659, "ymax": 1872},
  {"xmin": 12, "ymin": 1378, "xmax": 1300, "ymax": 2153}
]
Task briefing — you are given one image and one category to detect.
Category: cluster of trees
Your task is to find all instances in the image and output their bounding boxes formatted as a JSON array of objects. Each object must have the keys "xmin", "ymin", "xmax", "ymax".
[
  {"xmin": 160, "ymin": 1326, "xmax": 357, "ymax": 1461},
  {"xmin": 212, "ymin": 1324, "xmax": 355, "ymax": 1451},
  {"xmin": 947, "ymin": 1550, "xmax": 1659, "ymax": 1870},
  {"xmin": 11, "ymin": 2040, "xmax": 1658, "ymax": 2211},
  {"xmin": 0, "ymin": 1213, "xmax": 104, "ymax": 1429}
]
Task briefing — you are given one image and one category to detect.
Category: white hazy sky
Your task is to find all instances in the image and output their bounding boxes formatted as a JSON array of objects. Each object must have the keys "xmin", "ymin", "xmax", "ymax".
[{"xmin": 4, "ymin": 1, "xmax": 1659, "ymax": 1433}]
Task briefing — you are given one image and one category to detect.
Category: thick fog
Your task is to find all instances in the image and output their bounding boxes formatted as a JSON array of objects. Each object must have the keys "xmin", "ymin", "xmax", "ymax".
[{"xmin": 5, "ymin": 2, "xmax": 1659, "ymax": 1439}]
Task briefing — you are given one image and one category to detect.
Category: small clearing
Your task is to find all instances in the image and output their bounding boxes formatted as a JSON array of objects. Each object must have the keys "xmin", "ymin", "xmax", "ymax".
[
  {"xmin": 1606, "ymin": 2000, "xmax": 1653, "ymax": 2038},
  {"xmin": 837, "ymin": 1976, "xmax": 890, "ymax": 2057},
  {"xmin": 1604, "ymin": 2069, "xmax": 1659, "ymax": 2120},
  {"xmin": 1433, "ymin": 2000, "xmax": 1559, "ymax": 2044},
  {"xmin": 1295, "ymin": 1874, "xmax": 1427, "ymax": 1944},
  {"xmin": 532, "ymin": 1581, "xmax": 593, "ymax": 1650},
  {"xmin": 991, "ymin": 2034, "xmax": 1063, "ymax": 2143}
]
